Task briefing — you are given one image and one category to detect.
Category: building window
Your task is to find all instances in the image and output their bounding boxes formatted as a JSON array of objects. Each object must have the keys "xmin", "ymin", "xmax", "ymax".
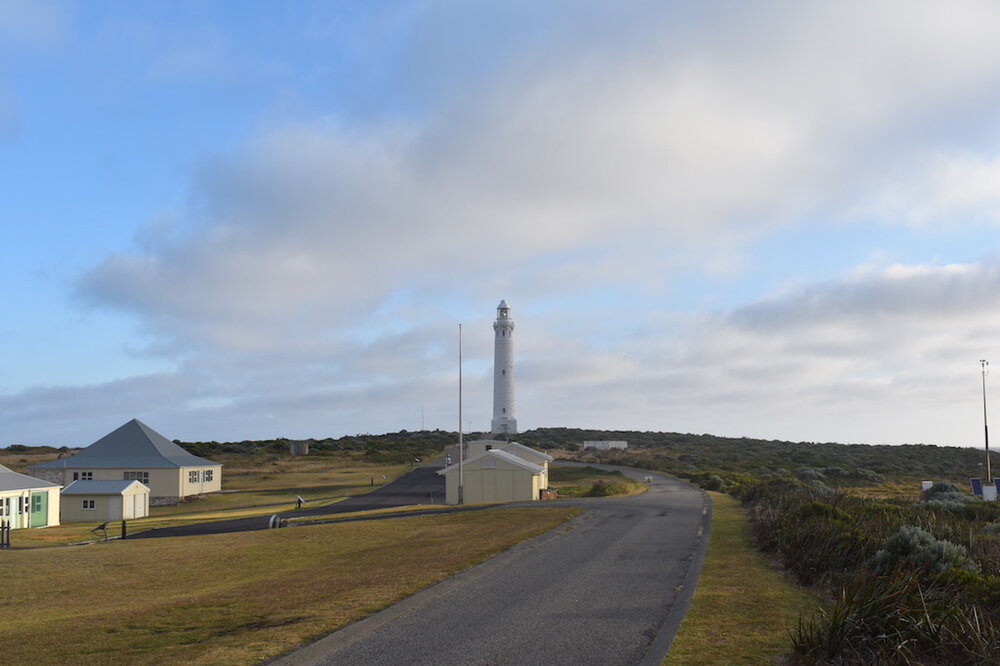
[
  {"xmin": 82, "ymin": 499, "xmax": 95, "ymax": 510},
  {"xmin": 189, "ymin": 470, "xmax": 199, "ymax": 483},
  {"xmin": 124, "ymin": 471, "xmax": 149, "ymax": 484},
  {"xmin": 203, "ymin": 469, "xmax": 213, "ymax": 482},
  {"xmin": 0, "ymin": 497, "xmax": 8, "ymax": 517},
  {"xmin": 73, "ymin": 471, "xmax": 93, "ymax": 481}
]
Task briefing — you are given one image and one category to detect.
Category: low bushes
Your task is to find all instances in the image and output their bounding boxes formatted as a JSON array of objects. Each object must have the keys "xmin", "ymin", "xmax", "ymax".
[{"xmin": 741, "ymin": 479, "xmax": 1000, "ymax": 663}]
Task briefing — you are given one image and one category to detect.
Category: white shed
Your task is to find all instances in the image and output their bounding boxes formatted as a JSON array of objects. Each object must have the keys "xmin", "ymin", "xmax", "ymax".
[{"xmin": 61, "ymin": 480, "xmax": 150, "ymax": 523}]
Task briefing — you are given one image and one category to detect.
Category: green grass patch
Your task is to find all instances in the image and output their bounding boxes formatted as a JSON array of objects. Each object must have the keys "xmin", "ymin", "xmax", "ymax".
[
  {"xmin": 0, "ymin": 506, "xmax": 581, "ymax": 665},
  {"xmin": 549, "ymin": 465, "xmax": 646, "ymax": 497},
  {"xmin": 665, "ymin": 492, "xmax": 821, "ymax": 664}
]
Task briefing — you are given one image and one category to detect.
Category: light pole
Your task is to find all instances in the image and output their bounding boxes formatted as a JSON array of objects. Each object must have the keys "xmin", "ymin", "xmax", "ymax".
[
  {"xmin": 458, "ymin": 323, "xmax": 464, "ymax": 505},
  {"xmin": 982, "ymin": 360, "xmax": 991, "ymax": 482}
]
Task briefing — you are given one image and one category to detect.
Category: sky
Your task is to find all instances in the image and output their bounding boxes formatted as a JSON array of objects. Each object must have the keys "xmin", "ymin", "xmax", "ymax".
[{"xmin": 5, "ymin": 1, "xmax": 1000, "ymax": 448}]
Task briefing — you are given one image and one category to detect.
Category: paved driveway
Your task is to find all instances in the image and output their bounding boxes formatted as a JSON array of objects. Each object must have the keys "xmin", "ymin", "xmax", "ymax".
[{"xmin": 272, "ymin": 465, "xmax": 709, "ymax": 666}]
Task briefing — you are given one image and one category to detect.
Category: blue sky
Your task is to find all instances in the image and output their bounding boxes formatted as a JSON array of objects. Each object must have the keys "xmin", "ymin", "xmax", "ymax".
[{"xmin": 6, "ymin": 0, "xmax": 1000, "ymax": 447}]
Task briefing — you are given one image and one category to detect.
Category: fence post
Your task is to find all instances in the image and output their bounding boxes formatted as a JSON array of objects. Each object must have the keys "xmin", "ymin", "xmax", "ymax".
[
  {"xmin": 1, "ymin": 519, "xmax": 9, "ymax": 549},
  {"xmin": 121, "ymin": 520, "xmax": 127, "ymax": 540}
]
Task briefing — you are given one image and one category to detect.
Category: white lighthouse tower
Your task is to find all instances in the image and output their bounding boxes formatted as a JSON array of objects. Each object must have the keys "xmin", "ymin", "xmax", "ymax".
[{"xmin": 491, "ymin": 299, "xmax": 517, "ymax": 436}]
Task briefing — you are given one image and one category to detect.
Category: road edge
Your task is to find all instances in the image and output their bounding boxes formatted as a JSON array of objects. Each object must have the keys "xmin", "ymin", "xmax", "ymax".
[{"xmin": 638, "ymin": 487, "xmax": 713, "ymax": 666}]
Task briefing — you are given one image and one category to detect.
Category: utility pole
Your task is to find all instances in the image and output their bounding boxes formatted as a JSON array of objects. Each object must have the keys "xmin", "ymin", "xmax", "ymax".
[{"xmin": 983, "ymin": 360, "xmax": 992, "ymax": 482}]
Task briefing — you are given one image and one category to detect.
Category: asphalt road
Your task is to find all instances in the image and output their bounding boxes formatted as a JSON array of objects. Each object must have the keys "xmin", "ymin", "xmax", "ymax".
[
  {"xmin": 129, "ymin": 464, "xmax": 447, "ymax": 539},
  {"xmin": 272, "ymin": 465, "xmax": 709, "ymax": 666}
]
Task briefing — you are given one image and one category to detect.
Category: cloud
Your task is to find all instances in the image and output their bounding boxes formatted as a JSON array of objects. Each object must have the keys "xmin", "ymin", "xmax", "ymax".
[
  {"xmin": 861, "ymin": 153, "xmax": 1000, "ymax": 226},
  {"xmin": 14, "ymin": 257, "xmax": 1000, "ymax": 447},
  {"xmin": 13, "ymin": 1, "xmax": 1000, "ymax": 446},
  {"xmin": 594, "ymin": 260, "xmax": 1000, "ymax": 445}
]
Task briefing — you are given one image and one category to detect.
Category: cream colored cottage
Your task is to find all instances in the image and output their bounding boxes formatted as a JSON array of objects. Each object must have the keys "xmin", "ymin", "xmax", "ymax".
[
  {"xmin": 465, "ymin": 439, "xmax": 553, "ymax": 489},
  {"xmin": 0, "ymin": 464, "xmax": 60, "ymax": 529},
  {"xmin": 29, "ymin": 419, "xmax": 221, "ymax": 506},
  {"xmin": 438, "ymin": 444, "xmax": 549, "ymax": 505}
]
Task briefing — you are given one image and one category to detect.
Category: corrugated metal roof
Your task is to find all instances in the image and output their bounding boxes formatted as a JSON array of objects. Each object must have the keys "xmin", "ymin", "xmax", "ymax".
[
  {"xmin": 61, "ymin": 480, "xmax": 149, "ymax": 495},
  {"xmin": 0, "ymin": 464, "xmax": 60, "ymax": 491},
  {"xmin": 29, "ymin": 419, "xmax": 221, "ymax": 470},
  {"xmin": 437, "ymin": 448, "xmax": 544, "ymax": 476},
  {"xmin": 502, "ymin": 441, "xmax": 554, "ymax": 462}
]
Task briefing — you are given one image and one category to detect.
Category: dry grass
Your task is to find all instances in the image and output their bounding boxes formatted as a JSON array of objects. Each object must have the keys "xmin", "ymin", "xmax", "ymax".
[
  {"xmin": 839, "ymin": 478, "xmax": 926, "ymax": 501},
  {"xmin": 6, "ymin": 454, "xmax": 413, "ymax": 547},
  {"xmin": 0, "ymin": 506, "xmax": 580, "ymax": 665},
  {"xmin": 147, "ymin": 454, "xmax": 410, "ymax": 516},
  {"xmin": 0, "ymin": 448, "xmax": 63, "ymax": 471},
  {"xmin": 664, "ymin": 492, "xmax": 821, "ymax": 665}
]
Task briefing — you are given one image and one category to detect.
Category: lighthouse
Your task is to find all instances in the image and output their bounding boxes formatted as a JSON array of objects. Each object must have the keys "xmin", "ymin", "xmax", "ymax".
[{"xmin": 491, "ymin": 299, "xmax": 517, "ymax": 436}]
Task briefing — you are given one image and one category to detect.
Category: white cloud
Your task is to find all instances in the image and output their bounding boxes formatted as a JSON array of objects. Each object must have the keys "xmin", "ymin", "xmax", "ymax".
[
  {"xmin": 862, "ymin": 153, "xmax": 1000, "ymax": 226},
  {"xmin": 13, "ymin": 1, "xmax": 1000, "ymax": 445}
]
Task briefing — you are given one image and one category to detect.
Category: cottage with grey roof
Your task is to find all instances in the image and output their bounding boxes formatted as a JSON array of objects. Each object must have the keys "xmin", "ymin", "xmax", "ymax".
[{"xmin": 29, "ymin": 419, "xmax": 221, "ymax": 506}]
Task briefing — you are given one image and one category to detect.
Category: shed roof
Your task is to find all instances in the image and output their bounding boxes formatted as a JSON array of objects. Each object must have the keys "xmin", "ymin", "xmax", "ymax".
[
  {"xmin": 62, "ymin": 480, "xmax": 150, "ymax": 495},
  {"xmin": 0, "ymin": 464, "xmax": 60, "ymax": 492},
  {"xmin": 30, "ymin": 419, "xmax": 221, "ymax": 470},
  {"xmin": 501, "ymin": 441, "xmax": 554, "ymax": 462},
  {"xmin": 437, "ymin": 448, "xmax": 544, "ymax": 476}
]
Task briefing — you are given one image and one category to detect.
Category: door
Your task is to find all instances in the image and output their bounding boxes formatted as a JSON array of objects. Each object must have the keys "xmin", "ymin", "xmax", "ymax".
[{"xmin": 30, "ymin": 492, "xmax": 47, "ymax": 528}]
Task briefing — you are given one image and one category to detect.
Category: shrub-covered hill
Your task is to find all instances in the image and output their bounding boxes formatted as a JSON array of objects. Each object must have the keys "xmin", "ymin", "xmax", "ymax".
[
  {"xmin": 173, "ymin": 426, "xmax": 994, "ymax": 484},
  {"xmin": 9, "ymin": 425, "xmax": 990, "ymax": 485},
  {"xmin": 175, "ymin": 429, "xmax": 459, "ymax": 465},
  {"xmin": 515, "ymin": 427, "xmax": 996, "ymax": 488}
]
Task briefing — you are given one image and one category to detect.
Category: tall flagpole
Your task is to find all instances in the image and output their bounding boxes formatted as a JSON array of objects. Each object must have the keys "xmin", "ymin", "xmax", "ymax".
[{"xmin": 458, "ymin": 323, "xmax": 464, "ymax": 505}]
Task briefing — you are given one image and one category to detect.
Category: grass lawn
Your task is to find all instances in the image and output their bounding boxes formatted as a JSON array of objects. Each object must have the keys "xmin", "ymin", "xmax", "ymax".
[
  {"xmin": 0, "ymin": 506, "xmax": 580, "ymax": 665},
  {"xmin": 664, "ymin": 491, "xmax": 821, "ymax": 665},
  {"xmin": 6, "ymin": 454, "xmax": 415, "ymax": 547},
  {"xmin": 548, "ymin": 465, "xmax": 646, "ymax": 497}
]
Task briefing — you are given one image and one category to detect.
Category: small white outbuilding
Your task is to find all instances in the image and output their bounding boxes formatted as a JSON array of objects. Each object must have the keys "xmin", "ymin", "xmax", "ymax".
[{"xmin": 60, "ymin": 480, "xmax": 150, "ymax": 523}]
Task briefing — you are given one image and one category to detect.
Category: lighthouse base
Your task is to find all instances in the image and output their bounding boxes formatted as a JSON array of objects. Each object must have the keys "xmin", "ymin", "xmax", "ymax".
[{"xmin": 491, "ymin": 417, "xmax": 518, "ymax": 436}]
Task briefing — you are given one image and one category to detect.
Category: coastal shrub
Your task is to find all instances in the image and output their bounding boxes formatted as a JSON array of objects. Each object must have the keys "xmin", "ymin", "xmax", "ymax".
[
  {"xmin": 584, "ymin": 481, "xmax": 629, "ymax": 497},
  {"xmin": 792, "ymin": 571, "xmax": 1000, "ymax": 664},
  {"xmin": 871, "ymin": 526, "xmax": 976, "ymax": 575},
  {"xmin": 795, "ymin": 467, "xmax": 824, "ymax": 482},
  {"xmin": 806, "ymin": 480, "xmax": 836, "ymax": 497},
  {"xmin": 923, "ymin": 481, "xmax": 970, "ymax": 502},
  {"xmin": 697, "ymin": 474, "xmax": 725, "ymax": 491}
]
